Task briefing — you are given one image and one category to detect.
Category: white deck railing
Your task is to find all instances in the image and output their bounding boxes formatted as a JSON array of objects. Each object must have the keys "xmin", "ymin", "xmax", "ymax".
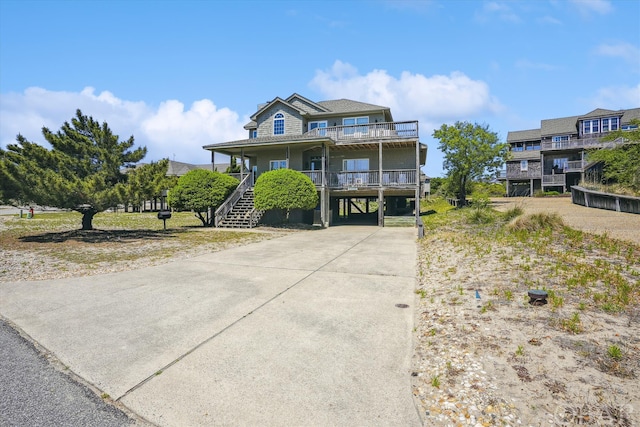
[
  {"xmin": 565, "ymin": 160, "xmax": 587, "ymax": 172},
  {"xmin": 541, "ymin": 136, "xmax": 625, "ymax": 151},
  {"xmin": 305, "ymin": 121, "xmax": 418, "ymax": 142},
  {"xmin": 302, "ymin": 169, "xmax": 417, "ymax": 188},
  {"xmin": 542, "ymin": 174, "xmax": 566, "ymax": 185}
]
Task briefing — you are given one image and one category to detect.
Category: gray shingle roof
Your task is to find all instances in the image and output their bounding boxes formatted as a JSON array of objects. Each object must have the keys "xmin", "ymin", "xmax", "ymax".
[
  {"xmin": 315, "ymin": 99, "xmax": 389, "ymax": 114},
  {"xmin": 507, "ymin": 128, "xmax": 541, "ymax": 142},
  {"xmin": 203, "ymin": 134, "xmax": 328, "ymax": 150},
  {"xmin": 622, "ymin": 107, "xmax": 640, "ymax": 123},
  {"xmin": 166, "ymin": 160, "xmax": 218, "ymax": 176},
  {"xmin": 540, "ymin": 115, "xmax": 580, "ymax": 137},
  {"xmin": 166, "ymin": 160, "xmax": 246, "ymax": 175},
  {"xmin": 579, "ymin": 108, "xmax": 620, "ymax": 119},
  {"xmin": 285, "ymin": 93, "xmax": 330, "ymax": 113},
  {"xmin": 538, "ymin": 107, "xmax": 640, "ymax": 136}
]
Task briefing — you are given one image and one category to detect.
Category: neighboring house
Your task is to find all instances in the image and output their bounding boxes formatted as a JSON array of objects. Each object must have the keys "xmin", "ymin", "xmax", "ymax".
[
  {"xmin": 203, "ymin": 93, "xmax": 427, "ymax": 227},
  {"xmin": 166, "ymin": 160, "xmax": 240, "ymax": 176},
  {"xmin": 505, "ymin": 107, "xmax": 640, "ymax": 197}
]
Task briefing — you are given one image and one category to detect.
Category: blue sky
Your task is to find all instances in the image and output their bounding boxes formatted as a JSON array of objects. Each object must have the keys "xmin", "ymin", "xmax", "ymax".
[{"xmin": 1, "ymin": 0, "xmax": 639, "ymax": 177}]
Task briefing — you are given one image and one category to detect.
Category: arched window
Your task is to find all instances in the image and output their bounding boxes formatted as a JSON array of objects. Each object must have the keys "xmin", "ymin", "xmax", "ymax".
[{"xmin": 273, "ymin": 113, "xmax": 285, "ymax": 135}]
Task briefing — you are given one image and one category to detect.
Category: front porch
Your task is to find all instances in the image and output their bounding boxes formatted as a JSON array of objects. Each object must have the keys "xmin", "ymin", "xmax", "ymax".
[{"xmin": 301, "ymin": 169, "xmax": 417, "ymax": 188}]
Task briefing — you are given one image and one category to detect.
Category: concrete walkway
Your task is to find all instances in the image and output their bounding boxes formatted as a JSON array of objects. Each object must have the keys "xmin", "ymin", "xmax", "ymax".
[{"xmin": 0, "ymin": 226, "xmax": 421, "ymax": 426}]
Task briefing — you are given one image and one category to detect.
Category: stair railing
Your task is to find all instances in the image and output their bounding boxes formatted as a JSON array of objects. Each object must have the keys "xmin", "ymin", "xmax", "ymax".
[{"xmin": 215, "ymin": 174, "xmax": 253, "ymax": 227}]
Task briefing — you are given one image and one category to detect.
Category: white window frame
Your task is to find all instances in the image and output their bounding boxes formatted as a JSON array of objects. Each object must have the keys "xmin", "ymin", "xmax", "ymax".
[
  {"xmin": 611, "ymin": 117, "xmax": 619, "ymax": 131},
  {"xmin": 269, "ymin": 160, "xmax": 287, "ymax": 170},
  {"xmin": 520, "ymin": 160, "xmax": 528, "ymax": 172},
  {"xmin": 273, "ymin": 113, "xmax": 285, "ymax": 135},
  {"xmin": 552, "ymin": 135, "xmax": 570, "ymax": 143},
  {"xmin": 308, "ymin": 120, "xmax": 327, "ymax": 136},
  {"xmin": 251, "ymin": 130, "xmax": 257, "ymax": 139}
]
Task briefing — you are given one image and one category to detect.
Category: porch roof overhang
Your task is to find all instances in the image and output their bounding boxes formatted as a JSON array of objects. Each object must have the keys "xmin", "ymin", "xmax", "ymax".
[
  {"xmin": 203, "ymin": 135, "xmax": 332, "ymax": 156},
  {"xmin": 204, "ymin": 137, "xmax": 427, "ymax": 165}
]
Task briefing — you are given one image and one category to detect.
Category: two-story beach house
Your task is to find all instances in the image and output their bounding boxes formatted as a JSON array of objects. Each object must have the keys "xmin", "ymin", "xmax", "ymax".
[
  {"xmin": 505, "ymin": 107, "xmax": 639, "ymax": 196},
  {"xmin": 203, "ymin": 93, "xmax": 427, "ymax": 227}
]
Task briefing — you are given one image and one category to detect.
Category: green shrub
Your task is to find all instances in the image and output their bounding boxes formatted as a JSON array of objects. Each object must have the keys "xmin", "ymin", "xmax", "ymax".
[
  {"xmin": 254, "ymin": 169, "xmax": 318, "ymax": 222},
  {"xmin": 472, "ymin": 182, "xmax": 506, "ymax": 197},
  {"xmin": 534, "ymin": 190, "xmax": 560, "ymax": 197},
  {"xmin": 502, "ymin": 205, "xmax": 524, "ymax": 221},
  {"xmin": 168, "ymin": 169, "xmax": 238, "ymax": 226},
  {"xmin": 509, "ymin": 213, "xmax": 564, "ymax": 232}
]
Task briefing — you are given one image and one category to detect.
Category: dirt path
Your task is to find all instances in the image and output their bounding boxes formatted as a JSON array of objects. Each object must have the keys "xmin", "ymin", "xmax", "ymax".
[{"xmin": 491, "ymin": 197, "xmax": 640, "ymax": 245}]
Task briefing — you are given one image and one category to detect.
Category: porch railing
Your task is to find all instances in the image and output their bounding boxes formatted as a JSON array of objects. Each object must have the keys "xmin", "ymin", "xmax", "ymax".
[
  {"xmin": 302, "ymin": 169, "xmax": 417, "ymax": 188},
  {"xmin": 301, "ymin": 170, "xmax": 323, "ymax": 185},
  {"xmin": 565, "ymin": 160, "xmax": 587, "ymax": 172},
  {"xmin": 541, "ymin": 136, "xmax": 625, "ymax": 151},
  {"xmin": 214, "ymin": 173, "xmax": 253, "ymax": 227},
  {"xmin": 542, "ymin": 174, "xmax": 566, "ymax": 185},
  {"xmin": 305, "ymin": 121, "xmax": 418, "ymax": 142}
]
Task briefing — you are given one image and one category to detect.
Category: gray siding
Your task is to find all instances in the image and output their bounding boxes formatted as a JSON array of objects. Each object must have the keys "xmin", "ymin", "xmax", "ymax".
[
  {"xmin": 506, "ymin": 160, "xmax": 541, "ymax": 179},
  {"xmin": 256, "ymin": 104, "xmax": 303, "ymax": 137},
  {"xmin": 328, "ymin": 147, "xmax": 416, "ymax": 172}
]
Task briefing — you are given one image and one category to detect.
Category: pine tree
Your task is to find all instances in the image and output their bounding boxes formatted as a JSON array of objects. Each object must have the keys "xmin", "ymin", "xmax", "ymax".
[{"xmin": 0, "ymin": 109, "xmax": 147, "ymax": 229}]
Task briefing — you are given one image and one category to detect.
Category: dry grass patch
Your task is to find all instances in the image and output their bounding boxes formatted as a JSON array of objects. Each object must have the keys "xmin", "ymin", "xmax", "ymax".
[
  {"xmin": 413, "ymin": 199, "xmax": 639, "ymax": 426},
  {"xmin": 0, "ymin": 211, "xmax": 288, "ymax": 282}
]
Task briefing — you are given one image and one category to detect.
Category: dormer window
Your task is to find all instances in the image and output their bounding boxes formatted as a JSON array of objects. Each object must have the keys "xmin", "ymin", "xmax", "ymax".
[
  {"xmin": 274, "ymin": 113, "xmax": 285, "ymax": 135},
  {"xmin": 582, "ymin": 117, "xmax": 619, "ymax": 134}
]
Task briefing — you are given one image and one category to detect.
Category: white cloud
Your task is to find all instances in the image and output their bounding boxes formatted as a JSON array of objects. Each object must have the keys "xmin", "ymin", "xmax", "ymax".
[
  {"xmin": 594, "ymin": 42, "xmax": 640, "ymax": 66},
  {"xmin": 309, "ymin": 60, "xmax": 503, "ymax": 176},
  {"xmin": 569, "ymin": 0, "xmax": 612, "ymax": 15},
  {"xmin": 475, "ymin": 1, "xmax": 521, "ymax": 23},
  {"xmin": 587, "ymin": 84, "xmax": 640, "ymax": 109},
  {"xmin": 141, "ymin": 99, "xmax": 246, "ymax": 161},
  {"xmin": 538, "ymin": 15, "xmax": 562, "ymax": 25},
  {"xmin": 0, "ymin": 87, "xmax": 247, "ymax": 164},
  {"xmin": 310, "ymin": 60, "xmax": 502, "ymax": 121}
]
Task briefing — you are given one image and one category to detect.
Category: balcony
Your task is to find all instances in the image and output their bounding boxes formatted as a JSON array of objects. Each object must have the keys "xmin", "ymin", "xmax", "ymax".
[
  {"xmin": 301, "ymin": 169, "xmax": 417, "ymax": 189},
  {"xmin": 564, "ymin": 160, "xmax": 588, "ymax": 172},
  {"xmin": 542, "ymin": 174, "xmax": 566, "ymax": 186},
  {"xmin": 541, "ymin": 135, "xmax": 625, "ymax": 151},
  {"xmin": 305, "ymin": 121, "xmax": 419, "ymax": 142}
]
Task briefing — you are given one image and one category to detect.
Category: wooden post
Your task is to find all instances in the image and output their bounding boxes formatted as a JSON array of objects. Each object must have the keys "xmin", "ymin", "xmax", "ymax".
[
  {"xmin": 415, "ymin": 139, "xmax": 420, "ymax": 224},
  {"xmin": 240, "ymin": 148, "xmax": 244, "ymax": 181},
  {"xmin": 378, "ymin": 188, "xmax": 384, "ymax": 227}
]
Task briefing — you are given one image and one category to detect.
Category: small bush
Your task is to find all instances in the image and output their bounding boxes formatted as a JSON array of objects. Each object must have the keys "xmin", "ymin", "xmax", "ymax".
[
  {"xmin": 254, "ymin": 169, "xmax": 318, "ymax": 222},
  {"xmin": 534, "ymin": 190, "xmax": 561, "ymax": 197},
  {"xmin": 508, "ymin": 213, "xmax": 564, "ymax": 232},
  {"xmin": 467, "ymin": 207, "xmax": 496, "ymax": 224},
  {"xmin": 502, "ymin": 205, "xmax": 524, "ymax": 221}
]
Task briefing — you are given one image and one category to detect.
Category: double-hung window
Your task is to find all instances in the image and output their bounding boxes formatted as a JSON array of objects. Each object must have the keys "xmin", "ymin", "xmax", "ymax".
[
  {"xmin": 610, "ymin": 117, "xmax": 619, "ymax": 131},
  {"xmin": 273, "ymin": 113, "xmax": 285, "ymax": 135},
  {"xmin": 269, "ymin": 160, "xmax": 287, "ymax": 170}
]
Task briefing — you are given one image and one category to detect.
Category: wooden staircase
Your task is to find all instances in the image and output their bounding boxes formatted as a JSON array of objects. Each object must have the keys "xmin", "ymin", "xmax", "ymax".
[{"xmin": 217, "ymin": 188, "xmax": 263, "ymax": 228}]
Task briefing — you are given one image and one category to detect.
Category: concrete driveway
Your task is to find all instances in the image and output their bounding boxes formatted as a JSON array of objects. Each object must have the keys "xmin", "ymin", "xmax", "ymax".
[{"xmin": 0, "ymin": 226, "xmax": 421, "ymax": 426}]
